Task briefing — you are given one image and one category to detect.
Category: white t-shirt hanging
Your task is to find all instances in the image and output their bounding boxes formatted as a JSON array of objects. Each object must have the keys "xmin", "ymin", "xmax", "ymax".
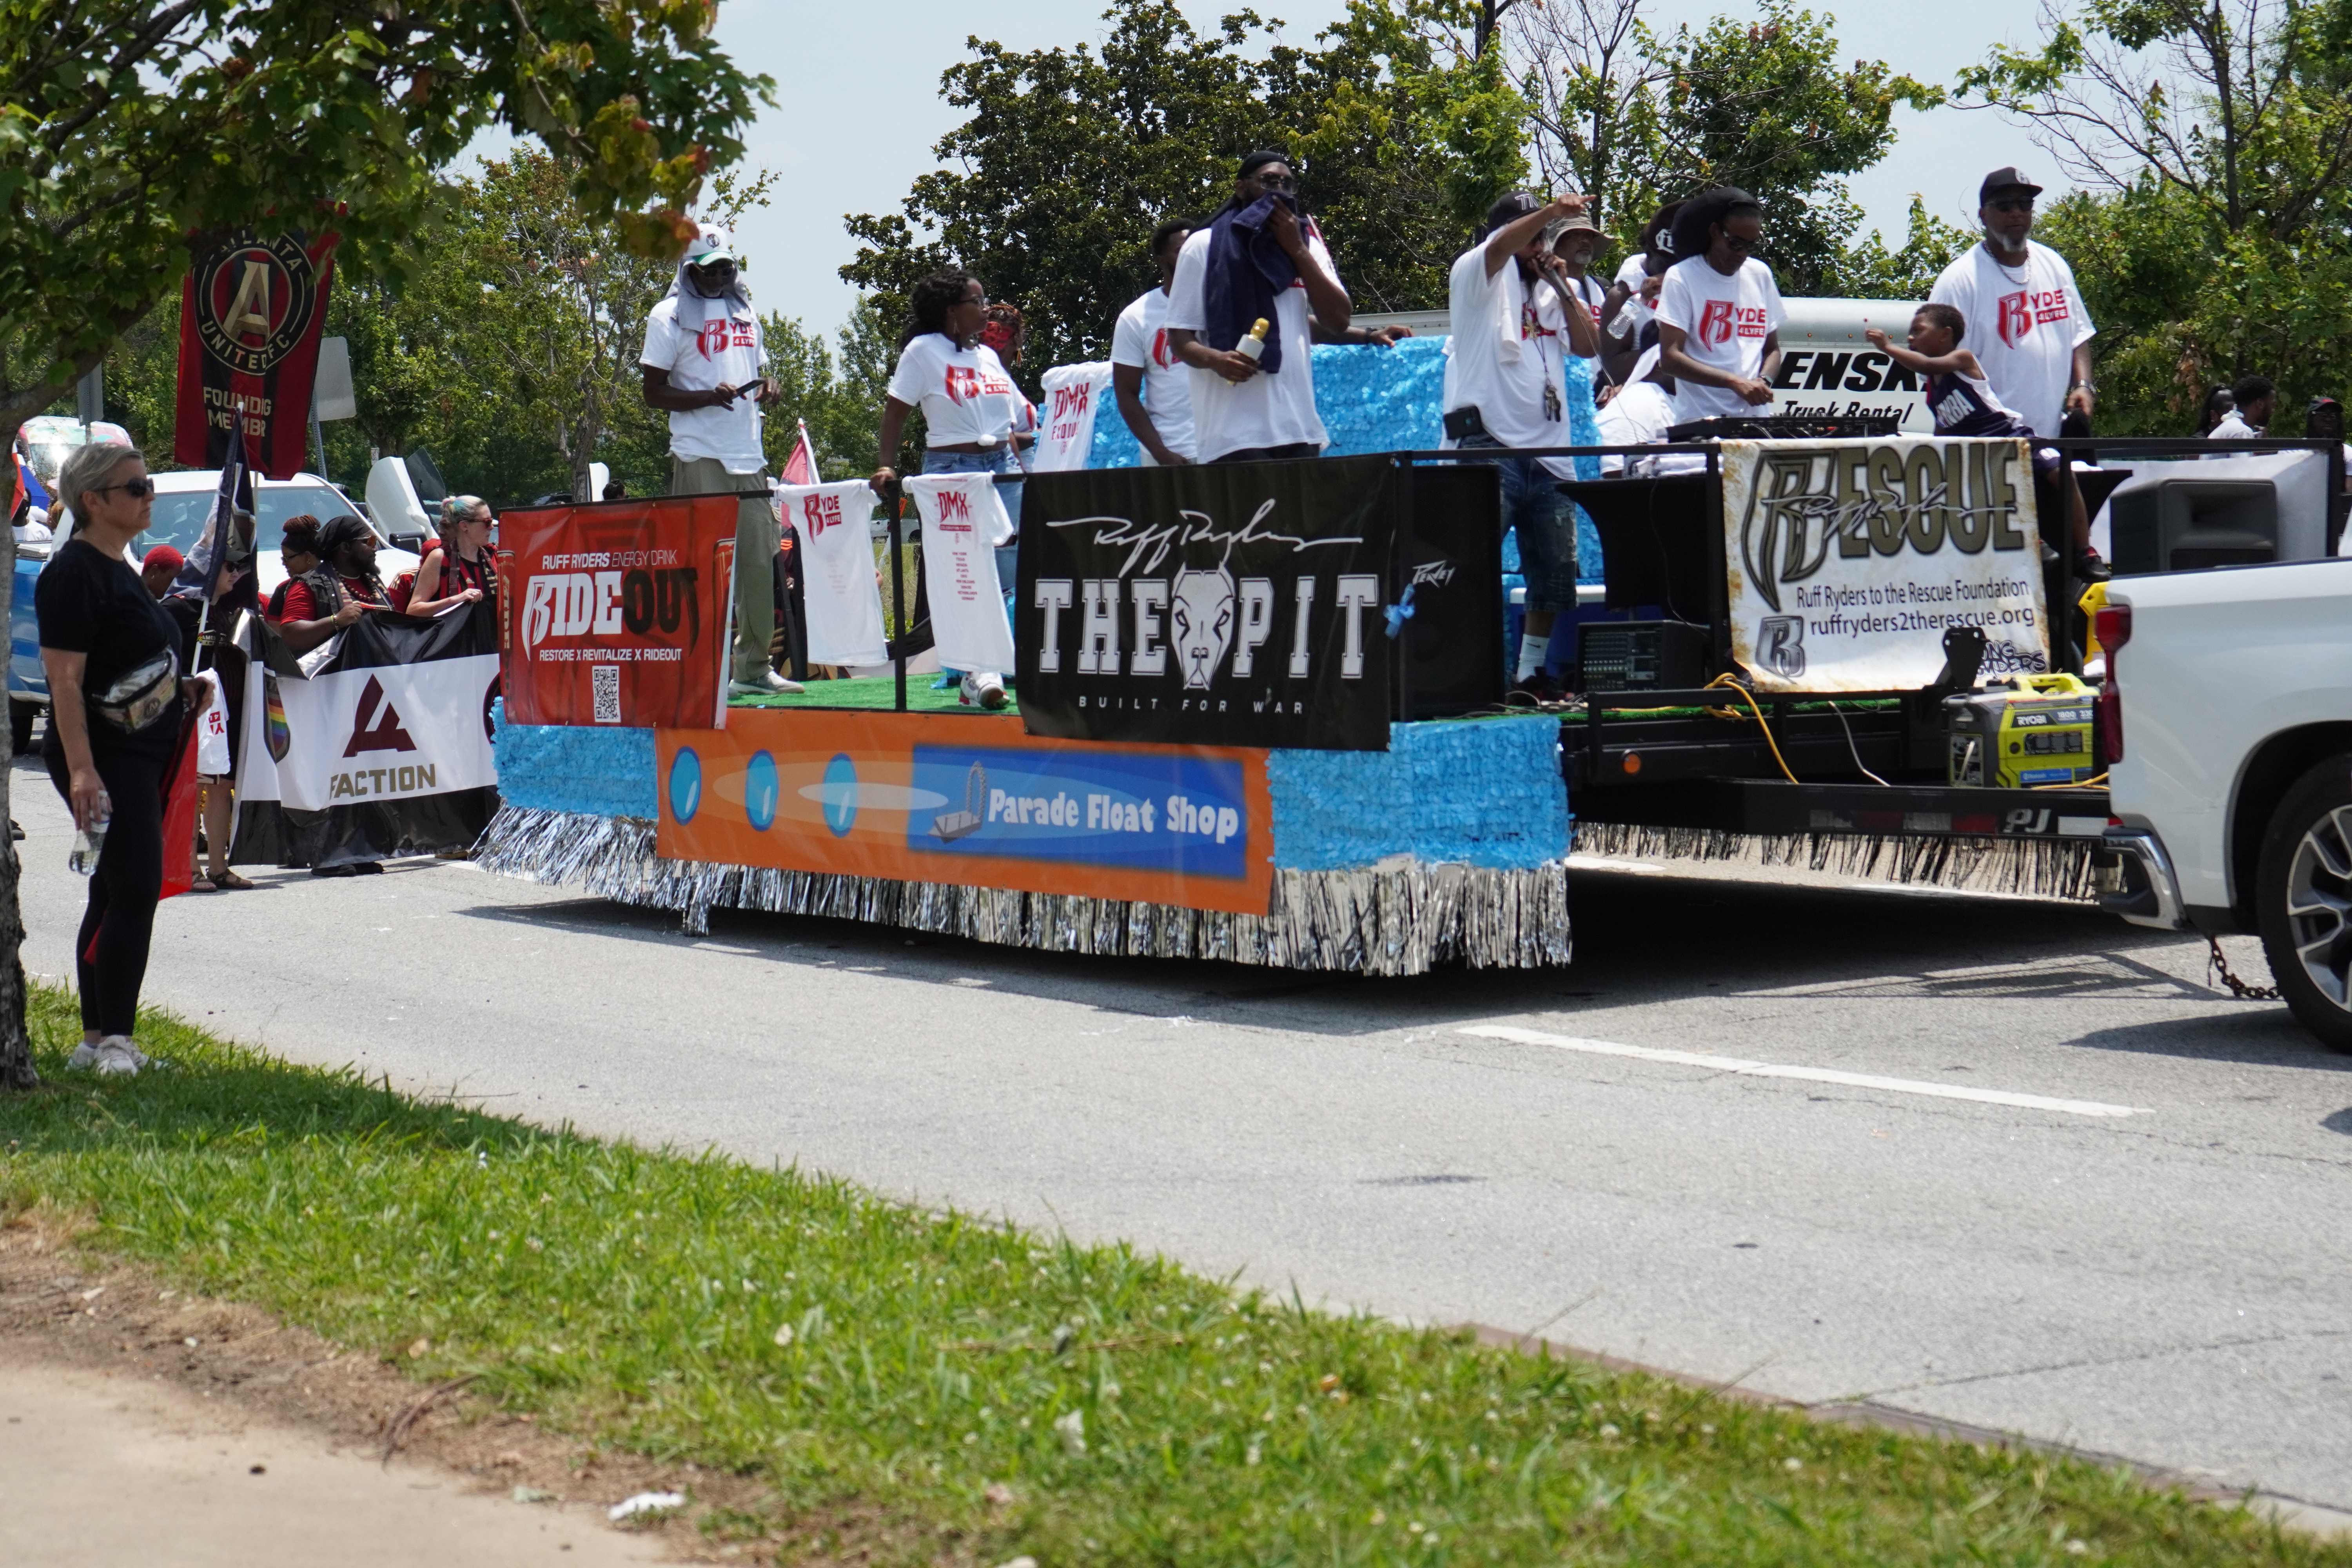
[
  {"xmin": 779, "ymin": 480, "xmax": 889, "ymax": 668},
  {"xmin": 1441, "ymin": 244, "xmax": 1565, "ymax": 454},
  {"xmin": 1032, "ymin": 362, "xmax": 1112, "ymax": 472},
  {"xmin": 640, "ymin": 295, "xmax": 768, "ymax": 472},
  {"xmin": 1655, "ymin": 256, "xmax": 1785, "ymax": 422},
  {"xmin": 1109, "ymin": 287, "xmax": 1196, "ymax": 463},
  {"xmin": 1928, "ymin": 240, "xmax": 2095, "ymax": 436},
  {"xmin": 904, "ymin": 473, "xmax": 1016, "ymax": 676},
  {"xmin": 886, "ymin": 336, "xmax": 1025, "ymax": 450},
  {"xmin": 1163, "ymin": 223, "xmax": 1338, "ymax": 461}
]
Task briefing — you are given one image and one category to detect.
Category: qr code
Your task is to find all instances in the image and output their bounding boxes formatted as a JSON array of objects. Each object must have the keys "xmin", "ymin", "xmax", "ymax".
[{"xmin": 591, "ymin": 662, "xmax": 621, "ymax": 724}]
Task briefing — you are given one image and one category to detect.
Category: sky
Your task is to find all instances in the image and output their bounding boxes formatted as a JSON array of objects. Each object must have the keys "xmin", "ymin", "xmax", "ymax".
[{"xmin": 646, "ymin": 0, "xmax": 2069, "ymax": 336}]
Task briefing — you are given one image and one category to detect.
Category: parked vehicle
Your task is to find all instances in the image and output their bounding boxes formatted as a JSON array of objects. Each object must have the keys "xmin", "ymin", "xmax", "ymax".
[{"xmin": 2098, "ymin": 557, "xmax": 2352, "ymax": 1050}]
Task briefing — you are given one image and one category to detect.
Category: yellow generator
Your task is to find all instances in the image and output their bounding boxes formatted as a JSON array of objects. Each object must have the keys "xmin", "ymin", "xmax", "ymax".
[{"xmin": 1945, "ymin": 673, "xmax": 2100, "ymax": 788}]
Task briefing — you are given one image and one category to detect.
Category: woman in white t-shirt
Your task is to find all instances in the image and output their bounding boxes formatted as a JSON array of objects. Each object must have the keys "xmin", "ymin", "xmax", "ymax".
[{"xmin": 1654, "ymin": 187, "xmax": 1784, "ymax": 423}]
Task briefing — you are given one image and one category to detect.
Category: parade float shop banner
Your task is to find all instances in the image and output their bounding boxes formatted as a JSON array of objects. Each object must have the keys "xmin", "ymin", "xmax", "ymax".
[
  {"xmin": 230, "ymin": 602, "xmax": 500, "ymax": 865},
  {"xmin": 1016, "ymin": 456, "xmax": 1396, "ymax": 751},
  {"xmin": 175, "ymin": 229, "xmax": 338, "ymax": 477},
  {"xmin": 496, "ymin": 495, "xmax": 740, "ymax": 729},
  {"xmin": 657, "ymin": 709, "xmax": 1275, "ymax": 915},
  {"xmin": 1722, "ymin": 436, "xmax": 2049, "ymax": 691}
]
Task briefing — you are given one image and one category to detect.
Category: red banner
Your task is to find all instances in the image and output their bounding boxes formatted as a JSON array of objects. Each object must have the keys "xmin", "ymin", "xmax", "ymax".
[
  {"xmin": 495, "ymin": 496, "xmax": 741, "ymax": 730},
  {"xmin": 174, "ymin": 230, "xmax": 338, "ymax": 478}
]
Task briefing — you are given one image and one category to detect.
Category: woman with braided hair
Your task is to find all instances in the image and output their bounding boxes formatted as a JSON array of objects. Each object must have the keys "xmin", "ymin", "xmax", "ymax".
[{"xmin": 274, "ymin": 513, "xmax": 389, "ymax": 657}]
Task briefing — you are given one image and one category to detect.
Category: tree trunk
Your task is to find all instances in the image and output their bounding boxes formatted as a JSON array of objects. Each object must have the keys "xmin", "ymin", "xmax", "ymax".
[{"xmin": 0, "ymin": 523, "xmax": 39, "ymax": 1092}]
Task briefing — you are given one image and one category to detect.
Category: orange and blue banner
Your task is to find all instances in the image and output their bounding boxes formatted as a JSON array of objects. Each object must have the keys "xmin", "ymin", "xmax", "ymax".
[{"xmin": 655, "ymin": 708, "xmax": 1274, "ymax": 914}]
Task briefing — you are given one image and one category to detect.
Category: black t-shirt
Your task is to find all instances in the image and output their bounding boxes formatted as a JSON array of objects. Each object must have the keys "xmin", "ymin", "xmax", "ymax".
[{"xmin": 37, "ymin": 538, "xmax": 185, "ymax": 755}]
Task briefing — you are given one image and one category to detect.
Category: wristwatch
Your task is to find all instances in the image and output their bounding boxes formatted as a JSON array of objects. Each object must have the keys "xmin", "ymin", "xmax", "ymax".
[{"xmin": 2069, "ymin": 380, "xmax": 2097, "ymax": 394}]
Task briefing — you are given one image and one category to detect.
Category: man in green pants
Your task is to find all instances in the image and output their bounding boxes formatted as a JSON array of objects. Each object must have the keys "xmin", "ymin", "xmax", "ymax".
[{"xmin": 640, "ymin": 224, "xmax": 801, "ymax": 695}]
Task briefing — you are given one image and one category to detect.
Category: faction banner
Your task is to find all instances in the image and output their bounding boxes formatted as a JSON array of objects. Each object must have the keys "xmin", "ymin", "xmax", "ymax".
[
  {"xmin": 230, "ymin": 601, "xmax": 501, "ymax": 866},
  {"xmin": 174, "ymin": 229, "xmax": 338, "ymax": 478},
  {"xmin": 495, "ymin": 495, "xmax": 740, "ymax": 729},
  {"xmin": 1722, "ymin": 436, "xmax": 2049, "ymax": 691},
  {"xmin": 1016, "ymin": 456, "xmax": 1396, "ymax": 750},
  {"xmin": 656, "ymin": 708, "xmax": 1274, "ymax": 915}
]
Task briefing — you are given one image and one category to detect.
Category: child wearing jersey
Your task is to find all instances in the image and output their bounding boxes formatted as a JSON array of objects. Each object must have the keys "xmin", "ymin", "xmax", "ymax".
[{"xmin": 1867, "ymin": 303, "xmax": 2092, "ymax": 557}]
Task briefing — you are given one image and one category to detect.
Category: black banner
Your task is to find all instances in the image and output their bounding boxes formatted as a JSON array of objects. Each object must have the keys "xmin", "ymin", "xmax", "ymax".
[{"xmin": 1017, "ymin": 456, "xmax": 1398, "ymax": 750}]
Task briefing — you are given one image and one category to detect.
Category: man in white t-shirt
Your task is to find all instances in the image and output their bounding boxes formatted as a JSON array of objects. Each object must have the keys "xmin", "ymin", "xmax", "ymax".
[
  {"xmin": 1927, "ymin": 168, "xmax": 2096, "ymax": 438},
  {"xmin": 1164, "ymin": 150, "xmax": 1410, "ymax": 464},
  {"xmin": 640, "ymin": 224, "xmax": 799, "ymax": 695},
  {"xmin": 1111, "ymin": 218, "xmax": 1197, "ymax": 466},
  {"xmin": 1441, "ymin": 189, "xmax": 1601, "ymax": 701},
  {"xmin": 1655, "ymin": 187, "xmax": 1784, "ymax": 424}
]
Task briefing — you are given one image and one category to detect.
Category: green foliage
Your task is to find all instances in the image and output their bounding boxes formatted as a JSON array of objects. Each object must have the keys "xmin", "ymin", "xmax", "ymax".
[
  {"xmin": 761, "ymin": 296, "xmax": 900, "ymax": 483},
  {"xmin": 842, "ymin": 0, "xmax": 1530, "ymax": 379},
  {"xmin": 0, "ymin": 0, "xmax": 772, "ymax": 438},
  {"xmin": 3, "ymin": 986, "xmax": 2340, "ymax": 1567}
]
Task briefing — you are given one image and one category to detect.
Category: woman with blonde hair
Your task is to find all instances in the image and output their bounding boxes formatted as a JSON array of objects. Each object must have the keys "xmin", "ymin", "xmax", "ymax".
[{"xmin": 407, "ymin": 494, "xmax": 496, "ymax": 615}]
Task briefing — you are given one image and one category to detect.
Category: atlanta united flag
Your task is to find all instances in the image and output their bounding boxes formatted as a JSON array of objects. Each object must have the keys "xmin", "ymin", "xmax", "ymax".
[{"xmin": 229, "ymin": 601, "xmax": 501, "ymax": 867}]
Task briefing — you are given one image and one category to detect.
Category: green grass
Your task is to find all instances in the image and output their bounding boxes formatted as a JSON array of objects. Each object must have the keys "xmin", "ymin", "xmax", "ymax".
[
  {"xmin": 0, "ymin": 985, "xmax": 2339, "ymax": 1568},
  {"xmin": 729, "ymin": 673, "xmax": 1015, "ymax": 714}
]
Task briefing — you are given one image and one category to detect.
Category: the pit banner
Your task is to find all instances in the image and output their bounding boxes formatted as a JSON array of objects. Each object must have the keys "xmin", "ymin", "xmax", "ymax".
[
  {"xmin": 1722, "ymin": 436, "xmax": 2048, "ymax": 691},
  {"xmin": 229, "ymin": 602, "xmax": 501, "ymax": 866},
  {"xmin": 657, "ymin": 708, "xmax": 1273, "ymax": 915},
  {"xmin": 1016, "ymin": 456, "xmax": 1396, "ymax": 750},
  {"xmin": 174, "ymin": 229, "xmax": 338, "ymax": 478},
  {"xmin": 495, "ymin": 495, "xmax": 741, "ymax": 729},
  {"xmin": 1032, "ymin": 362, "xmax": 1112, "ymax": 472}
]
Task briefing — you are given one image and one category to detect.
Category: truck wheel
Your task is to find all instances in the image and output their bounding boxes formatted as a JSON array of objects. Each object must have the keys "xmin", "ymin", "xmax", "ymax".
[
  {"xmin": 8, "ymin": 701, "xmax": 35, "ymax": 758},
  {"xmin": 2256, "ymin": 756, "xmax": 2352, "ymax": 1053}
]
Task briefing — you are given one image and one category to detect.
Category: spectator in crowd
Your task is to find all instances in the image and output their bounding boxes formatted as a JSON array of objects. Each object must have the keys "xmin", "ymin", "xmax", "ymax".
[
  {"xmin": 601, "ymin": 479, "xmax": 627, "ymax": 501},
  {"xmin": 266, "ymin": 516, "xmax": 321, "ymax": 623},
  {"xmin": 37, "ymin": 441, "xmax": 212, "ymax": 1076},
  {"xmin": 1164, "ymin": 150, "xmax": 1407, "ymax": 465},
  {"xmin": 1928, "ymin": 169, "xmax": 2096, "ymax": 439},
  {"xmin": 138, "ymin": 543, "xmax": 183, "ymax": 600},
  {"xmin": 1442, "ymin": 189, "xmax": 1601, "ymax": 704},
  {"xmin": 408, "ymin": 495, "xmax": 497, "ymax": 615},
  {"xmin": 870, "ymin": 269, "xmax": 1031, "ymax": 711},
  {"xmin": 1112, "ymin": 217, "xmax": 1198, "ymax": 467},
  {"xmin": 2196, "ymin": 385, "xmax": 2236, "ymax": 436},
  {"xmin": 639, "ymin": 223, "xmax": 798, "ymax": 697},
  {"xmin": 2207, "ymin": 375, "xmax": 2275, "ymax": 439},
  {"xmin": 1656, "ymin": 187, "xmax": 1784, "ymax": 423}
]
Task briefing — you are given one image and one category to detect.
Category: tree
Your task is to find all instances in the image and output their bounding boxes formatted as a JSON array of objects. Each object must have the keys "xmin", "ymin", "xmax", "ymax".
[
  {"xmin": 0, "ymin": 1, "xmax": 771, "ymax": 1091},
  {"xmin": 1958, "ymin": 0, "xmax": 2352, "ymax": 430},
  {"xmin": 762, "ymin": 297, "xmax": 900, "ymax": 483},
  {"xmin": 1505, "ymin": 0, "xmax": 1948, "ymax": 295},
  {"xmin": 841, "ymin": 0, "xmax": 1529, "ymax": 380}
]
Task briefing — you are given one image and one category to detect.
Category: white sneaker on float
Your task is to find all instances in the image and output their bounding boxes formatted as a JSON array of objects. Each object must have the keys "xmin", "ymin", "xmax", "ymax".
[
  {"xmin": 959, "ymin": 671, "xmax": 1009, "ymax": 710},
  {"xmin": 729, "ymin": 671, "xmax": 805, "ymax": 696}
]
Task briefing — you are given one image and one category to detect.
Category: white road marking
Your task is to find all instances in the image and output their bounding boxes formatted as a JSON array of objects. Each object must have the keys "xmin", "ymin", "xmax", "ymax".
[{"xmin": 1457, "ymin": 1025, "xmax": 2147, "ymax": 1119}]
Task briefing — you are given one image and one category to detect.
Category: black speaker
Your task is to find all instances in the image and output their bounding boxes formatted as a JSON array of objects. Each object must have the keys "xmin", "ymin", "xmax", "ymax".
[
  {"xmin": 2110, "ymin": 478, "xmax": 2278, "ymax": 573},
  {"xmin": 1578, "ymin": 619, "xmax": 1712, "ymax": 692},
  {"xmin": 1555, "ymin": 473, "xmax": 1716, "ymax": 621},
  {"xmin": 1392, "ymin": 465, "xmax": 1504, "ymax": 719}
]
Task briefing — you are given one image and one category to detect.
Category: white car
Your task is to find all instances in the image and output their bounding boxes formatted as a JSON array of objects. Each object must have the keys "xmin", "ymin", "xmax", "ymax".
[{"xmin": 139, "ymin": 469, "xmax": 423, "ymax": 601}]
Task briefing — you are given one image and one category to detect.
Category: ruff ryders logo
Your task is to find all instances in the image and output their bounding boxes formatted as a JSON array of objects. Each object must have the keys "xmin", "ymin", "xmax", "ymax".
[
  {"xmin": 1036, "ymin": 499, "xmax": 1382, "ymax": 712},
  {"xmin": 1737, "ymin": 441, "xmax": 2034, "ymax": 615}
]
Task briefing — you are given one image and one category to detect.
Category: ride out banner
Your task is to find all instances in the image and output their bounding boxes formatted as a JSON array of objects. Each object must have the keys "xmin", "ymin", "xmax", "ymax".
[
  {"xmin": 174, "ymin": 229, "xmax": 338, "ymax": 477},
  {"xmin": 1017, "ymin": 456, "xmax": 1397, "ymax": 750},
  {"xmin": 657, "ymin": 709, "xmax": 1275, "ymax": 915},
  {"xmin": 496, "ymin": 495, "xmax": 741, "ymax": 729}
]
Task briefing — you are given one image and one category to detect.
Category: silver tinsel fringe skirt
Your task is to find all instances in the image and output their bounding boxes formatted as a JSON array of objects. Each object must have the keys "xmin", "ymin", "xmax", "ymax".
[
  {"xmin": 1570, "ymin": 820, "xmax": 2100, "ymax": 900},
  {"xmin": 475, "ymin": 807, "xmax": 1574, "ymax": 977}
]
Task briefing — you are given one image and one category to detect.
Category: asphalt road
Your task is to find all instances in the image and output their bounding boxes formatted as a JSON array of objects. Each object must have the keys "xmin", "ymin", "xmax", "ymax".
[{"xmin": 14, "ymin": 756, "xmax": 2350, "ymax": 1512}]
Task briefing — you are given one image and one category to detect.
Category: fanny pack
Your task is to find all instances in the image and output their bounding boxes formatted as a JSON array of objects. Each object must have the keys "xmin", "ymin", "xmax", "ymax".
[{"xmin": 89, "ymin": 647, "xmax": 180, "ymax": 735}]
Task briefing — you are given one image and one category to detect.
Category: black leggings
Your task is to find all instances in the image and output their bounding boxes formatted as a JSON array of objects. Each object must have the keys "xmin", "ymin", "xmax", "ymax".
[{"xmin": 47, "ymin": 740, "xmax": 168, "ymax": 1036}]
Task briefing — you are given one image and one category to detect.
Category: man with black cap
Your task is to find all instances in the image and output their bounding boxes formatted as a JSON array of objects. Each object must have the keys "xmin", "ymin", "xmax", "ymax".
[
  {"xmin": 1442, "ymin": 189, "xmax": 1601, "ymax": 702},
  {"xmin": 641, "ymin": 223, "xmax": 800, "ymax": 696},
  {"xmin": 1163, "ymin": 151, "xmax": 1408, "ymax": 464},
  {"xmin": 1928, "ymin": 169, "xmax": 2096, "ymax": 439}
]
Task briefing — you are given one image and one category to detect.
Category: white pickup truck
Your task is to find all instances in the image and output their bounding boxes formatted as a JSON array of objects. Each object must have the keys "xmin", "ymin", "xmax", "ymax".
[{"xmin": 2098, "ymin": 556, "xmax": 2352, "ymax": 1049}]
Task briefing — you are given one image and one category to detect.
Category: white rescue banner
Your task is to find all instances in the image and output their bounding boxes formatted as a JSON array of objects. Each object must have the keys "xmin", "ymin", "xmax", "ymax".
[
  {"xmin": 1031, "ymin": 362, "xmax": 1112, "ymax": 472},
  {"xmin": 238, "ymin": 653, "xmax": 500, "ymax": 811},
  {"xmin": 779, "ymin": 479, "xmax": 889, "ymax": 667},
  {"xmin": 905, "ymin": 472, "xmax": 1017, "ymax": 675},
  {"xmin": 1722, "ymin": 436, "xmax": 2048, "ymax": 691}
]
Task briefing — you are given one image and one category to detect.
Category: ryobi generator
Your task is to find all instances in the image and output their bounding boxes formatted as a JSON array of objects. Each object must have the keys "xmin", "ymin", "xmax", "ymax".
[{"xmin": 1944, "ymin": 673, "xmax": 2100, "ymax": 788}]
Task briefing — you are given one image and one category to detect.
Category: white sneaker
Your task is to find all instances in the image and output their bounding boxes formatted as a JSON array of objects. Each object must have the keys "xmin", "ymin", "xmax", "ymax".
[
  {"xmin": 66, "ymin": 1036, "xmax": 142, "ymax": 1076},
  {"xmin": 960, "ymin": 671, "xmax": 1009, "ymax": 711},
  {"xmin": 729, "ymin": 671, "xmax": 804, "ymax": 696}
]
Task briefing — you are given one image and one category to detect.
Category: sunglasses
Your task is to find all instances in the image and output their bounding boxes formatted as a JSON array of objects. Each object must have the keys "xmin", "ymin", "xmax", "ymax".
[
  {"xmin": 1250, "ymin": 172, "xmax": 1297, "ymax": 191},
  {"xmin": 1988, "ymin": 198, "xmax": 2035, "ymax": 214},
  {"xmin": 1719, "ymin": 232, "xmax": 1759, "ymax": 253},
  {"xmin": 89, "ymin": 476, "xmax": 154, "ymax": 500}
]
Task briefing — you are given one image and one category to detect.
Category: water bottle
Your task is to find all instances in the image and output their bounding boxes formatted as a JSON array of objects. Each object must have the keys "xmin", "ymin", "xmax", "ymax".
[{"xmin": 69, "ymin": 789, "xmax": 112, "ymax": 876}]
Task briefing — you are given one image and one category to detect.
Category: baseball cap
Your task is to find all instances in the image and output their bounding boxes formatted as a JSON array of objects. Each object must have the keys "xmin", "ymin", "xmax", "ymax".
[
  {"xmin": 1979, "ymin": 167, "xmax": 2045, "ymax": 203},
  {"xmin": 685, "ymin": 224, "xmax": 735, "ymax": 267}
]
